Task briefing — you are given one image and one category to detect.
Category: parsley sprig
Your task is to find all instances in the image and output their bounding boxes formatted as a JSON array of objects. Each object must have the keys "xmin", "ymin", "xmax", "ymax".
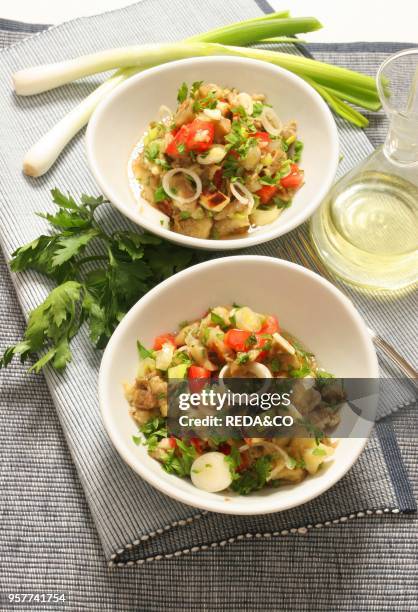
[{"xmin": 0, "ymin": 189, "xmax": 198, "ymax": 372}]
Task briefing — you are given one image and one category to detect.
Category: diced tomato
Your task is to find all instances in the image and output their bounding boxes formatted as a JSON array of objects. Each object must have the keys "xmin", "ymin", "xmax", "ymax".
[
  {"xmin": 254, "ymin": 131, "xmax": 270, "ymax": 144},
  {"xmin": 153, "ymin": 334, "xmax": 177, "ymax": 350},
  {"xmin": 188, "ymin": 365, "xmax": 211, "ymax": 393},
  {"xmin": 224, "ymin": 329, "xmax": 251, "ymax": 352},
  {"xmin": 165, "ymin": 124, "xmax": 191, "ymax": 158},
  {"xmin": 256, "ymin": 351, "xmax": 268, "ymax": 362},
  {"xmin": 190, "ymin": 437, "xmax": 205, "ymax": 454},
  {"xmin": 280, "ymin": 163, "xmax": 303, "ymax": 189},
  {"xmin": 186, "ymin": 119, "xmax": 215, "ymax": 152},
  {"xmin": 256, "ymin": 184, "xmax": 278, "ymax": 205},
  {"xmin": 188, "ymin": 365, "xmax": 211, "ymax": 379},
  {"xmin": 260, "ymin": 315, "xmax": 279, "ymax": 335},
  {"xmin": 168, "ymin": 436, "xmax": 177, "ymax": 449}
]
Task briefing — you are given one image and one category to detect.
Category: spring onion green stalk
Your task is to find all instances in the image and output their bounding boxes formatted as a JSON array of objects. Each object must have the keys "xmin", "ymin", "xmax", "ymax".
[
  {"xmin": 304, "ymin": 76, "xmax": 370, "ymax": 128},
  {"xmin": 257, "ymin": 37, "xmax": 307, "ymax": 44},
  {"xmin": 13, "ymin": 15, "xmax": 320, "ymax": 96},
  {"xmin": 225, "ymin": 45, "xmax": 379, "ymax": 101},
  {"xmin": 186, "ymin": 16, "xmax": 322, "ymax": 45}
]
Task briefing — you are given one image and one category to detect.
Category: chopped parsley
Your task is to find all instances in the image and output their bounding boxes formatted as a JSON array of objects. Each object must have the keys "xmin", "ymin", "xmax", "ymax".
[
  {"xmin": 191, "ymin": 80, "xmax": 203, "ymax": 95},
  {"xmin": 236, "ymin": 353, "xmax": 250, "ymax": 365},
  {"xmin": 161, "ymin": 439, "xmax": 197, "ymax": 477},
  {"xmin": 312, "ymin": 446, "xmax": 327, "ymax": 457},
  {"xmin": 139, "ymin": 417, "xmax": 167, "ymax": 452},
  {"xmin": 231, "ymin": 456, "xmax": 272, "ymax": 495},
  {"xmin": 144, "ymin": 141, "xmax": 160, "ymax": 161},
  {"xmin": 245, "ymin": 334, "xmax": 258, "ymax": 348},
  {"xmin": 154, "ymin": 185, "xmax": 169, "ymax": 203},
  {"xmin": 0, "ymin": 189, "xmax": 197, "ymax": 372},
  {"xmin": 179, "ymin": 211, "xmax": 191, "ymax": 220},
  {"xmin": 177, "ymin": 82, "xmax": 188, "ymax": 103},
  {"xmin": 137, "ymin": 340, "xmax": 154, "ymax": 360},
  {"xmin": 210, "ymin": 311, "xmax": 228, "ymax": 330},
  {"xmin": 252, "ymin": 101, "xmax": 264, "ymax": 117},
  {"xmin": 292, "ymin": 140, "xmax": 304, "ymax": 162},
  {"xmin": 270, "ymin": 357, "xmax": 282, "ymax": 373}
]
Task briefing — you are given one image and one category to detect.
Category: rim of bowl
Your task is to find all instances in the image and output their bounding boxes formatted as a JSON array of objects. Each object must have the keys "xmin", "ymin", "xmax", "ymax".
[
  {"xmin": 98, "ymin": 255, "xmax": 378, "ymax": 515},
  {"xmin": 86, "ymin": 56, "xmax": 339, "ymax": 251}
]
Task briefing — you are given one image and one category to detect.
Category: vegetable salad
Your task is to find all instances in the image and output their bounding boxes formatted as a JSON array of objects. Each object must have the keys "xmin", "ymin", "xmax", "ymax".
[
  {"xmin": 125, "ymin": 304, "xmax": 340, "ymax": 496},
  {"xmin": 131, "ymin": 82, "xmax": 304, "ymax": 239}
]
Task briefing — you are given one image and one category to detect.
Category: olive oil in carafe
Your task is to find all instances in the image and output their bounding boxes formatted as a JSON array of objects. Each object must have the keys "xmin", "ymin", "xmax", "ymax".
[{"xmin": 312, "ymin": 171, "xmax": 418, "ymax": 290}]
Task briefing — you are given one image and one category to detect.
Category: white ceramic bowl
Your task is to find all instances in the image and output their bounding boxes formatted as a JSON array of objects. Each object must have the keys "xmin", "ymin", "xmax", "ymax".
[
  {"xmin": 86, "ymin": 56, "xmax": 339, "ymax": 251},
  {"xmin": 99, "ymin": 256, "xmax": 378, "ymax": 515}
]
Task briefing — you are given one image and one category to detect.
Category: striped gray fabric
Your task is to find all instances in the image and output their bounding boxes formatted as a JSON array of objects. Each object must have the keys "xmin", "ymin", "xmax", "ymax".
[{"xmin": 0, "ymin": 1, "xmax": 416, "ymax": 569}]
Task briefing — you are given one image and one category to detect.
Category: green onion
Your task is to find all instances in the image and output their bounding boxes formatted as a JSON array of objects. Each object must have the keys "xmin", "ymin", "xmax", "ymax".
[
  {"xmin": 187, "ymin": 16, "xmax": 322, "ymax": 45},
  {"xmin": 14, "ymin": 10, "xmax": 381, "ymax": 176}
]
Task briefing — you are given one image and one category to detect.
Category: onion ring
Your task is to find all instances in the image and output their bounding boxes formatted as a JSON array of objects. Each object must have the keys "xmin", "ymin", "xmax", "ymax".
[
  {"xmin": 230, "ymin": 181, "xmax": 255, "ymax": 212},
  {"xmin": 162, "ymin": 168, "xmax": 202, "ymax": 204},
  {"xmin": 261, "ymin": 107, "xmax": 282, "ymax": 136}
]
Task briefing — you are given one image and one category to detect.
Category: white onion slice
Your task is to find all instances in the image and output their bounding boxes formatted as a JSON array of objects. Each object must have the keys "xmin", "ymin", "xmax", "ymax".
[
  {"xmin": 162, "ymin": 168, "xmax": 202, "ymax": 204},
  {"xmin": 197, "ymin": 145, "xmax": 226, "ymax": 165},
  {"xmin": 158, "ymin": 104, "xmax": 173, "ymax": 120},
  {"xmin": 230, "ymin": 181, "xmax": 255, "ymax": 212},
  {"xmin": 203, "ymin": 108, "xmax": 222, "ymax": 120},
  {"xmin": 237, "ymin": 92, "xmax": 254, "ymax": 115},
  {"xmin": 261, "ymin": 107, "xmax": 283, "ymax": 136}
]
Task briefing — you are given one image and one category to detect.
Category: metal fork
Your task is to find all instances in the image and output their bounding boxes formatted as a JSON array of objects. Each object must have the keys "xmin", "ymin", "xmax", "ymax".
[{"xmin": 294, "ymin": 230, "xmax": 417, "ymax": 381}]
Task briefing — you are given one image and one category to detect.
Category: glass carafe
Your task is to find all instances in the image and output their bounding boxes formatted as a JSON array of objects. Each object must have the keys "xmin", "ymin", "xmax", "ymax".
[{"xmin": 310, "ymin": 49, "xmax": 418, "ymax": 291}]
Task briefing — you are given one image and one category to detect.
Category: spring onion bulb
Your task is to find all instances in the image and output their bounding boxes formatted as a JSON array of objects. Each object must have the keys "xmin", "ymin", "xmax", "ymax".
[
  {"xmin": 260, "ymin": 107, "xmax": 283, "ymax": 135},
  {"xmin": 23, "ymin": 67, "xmax": 139, "ymax": 177},
  {"xmin": 230, "ymin": 181, "xmax": 255, "ymax": 211},
  {"xmin": 162, "ymin": 168, "xmax": 202, "ymax": 203}
]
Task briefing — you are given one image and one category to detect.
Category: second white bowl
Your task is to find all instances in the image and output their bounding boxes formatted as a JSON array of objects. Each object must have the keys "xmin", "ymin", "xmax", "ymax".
[{"xmin": 99, "ymin": 256, "xmax": 378, "ymax": 515}]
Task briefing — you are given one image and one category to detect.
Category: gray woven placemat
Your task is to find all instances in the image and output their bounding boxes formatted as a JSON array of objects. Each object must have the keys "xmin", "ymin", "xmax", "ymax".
[{"xmin": 0, "ymin": 0, "xmax": 416, "ymax": 567}]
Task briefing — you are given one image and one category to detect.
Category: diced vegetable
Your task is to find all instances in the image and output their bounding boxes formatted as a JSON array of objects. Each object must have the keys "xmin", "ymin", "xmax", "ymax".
[
  {"xmin": 256, "ymin": 184, "xmax": 278, "ymax": 204},
  {"xmin": 155, "ymin": 342, "xmax": 175, "ymax": 370},
  {"xmin": 165, "ymin": 124, "xmax": 191, "ymax": 158},
  {"xmin": 188, "ymin": 364, "xmax": 211, "ymax": 392},
  {"xmin": 280, "ymin": 163, "xmax": 303, "ymax": 189},
  {"xmin": 260, "ymin": 315, "xmax": 279, "ymax": 335},
  {"xmin": 224, "ymin": 329, "xmax": 251, "ymax": 352},
  {"xmin": 254, "ymin": 131, "xmax": 271, "ymax": 144},
  {"xmin": 153, "ymin": 334, "xmax": 177, "ymax": 350},
  {"xmin": 168, "ymin": 363, "xmax": 189, "ymax": 379},
  {"xmin": 250, "ymin": 206, "xmax": 281, "ymax": 226},
  {"xmin": 186, "ymin": 119, "xmax": 215, "ymax": 152},
  {"xmin": 234, "ymin": 306, "xmax": 263, "ymax": 332},
  {"xmin": 188, "ymin": 365, "xmax": 211, "ymax": 379}
]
